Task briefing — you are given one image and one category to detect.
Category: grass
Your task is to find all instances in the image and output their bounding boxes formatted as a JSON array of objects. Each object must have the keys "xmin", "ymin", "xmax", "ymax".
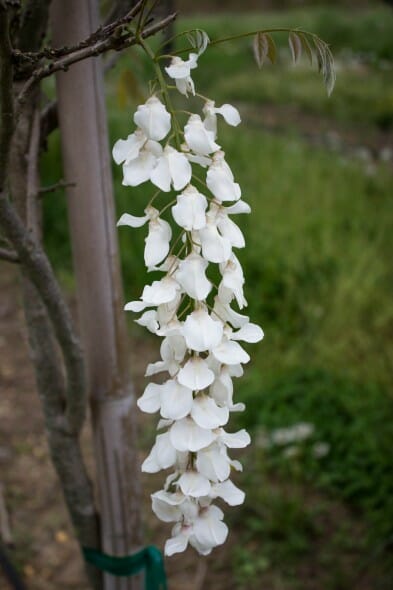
[{"xmin": 39, "ymin": 4, "xmax": 393, "ymax": 588}]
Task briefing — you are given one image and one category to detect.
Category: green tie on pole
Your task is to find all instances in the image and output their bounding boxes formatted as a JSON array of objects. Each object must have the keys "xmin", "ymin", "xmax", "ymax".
[{"xmin": 82, "ymin": 545, "xmax": 167, "ymax": 590}]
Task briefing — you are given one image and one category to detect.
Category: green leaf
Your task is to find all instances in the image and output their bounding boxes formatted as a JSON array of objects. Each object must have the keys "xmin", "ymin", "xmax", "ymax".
[{"xmin": 288, "ymin": 32, "xmax": 302, "ymax": 64}]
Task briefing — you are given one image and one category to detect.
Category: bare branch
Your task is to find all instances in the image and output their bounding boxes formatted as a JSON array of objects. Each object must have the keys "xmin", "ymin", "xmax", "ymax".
[
  {"xmin": 39, "ymin": 179, "xmax": 75, "ymax": 195},
  {"xmin": 16, "ymin": 9, "xmax": 177, "ymax": 112},
  {"xmin": 0, "ymin": 246, "xmax": 19, "ymax": 262},
  {"xmin": 0, "ymin": 190, "xmax": 86, "ymax": 434},
  {"xmin": 13, "ymin": 0, "xmax": 144, "ymax": 67},
  {"xmin": 0, "ymin": 5, "xmax": 15, "ymax": 191}
]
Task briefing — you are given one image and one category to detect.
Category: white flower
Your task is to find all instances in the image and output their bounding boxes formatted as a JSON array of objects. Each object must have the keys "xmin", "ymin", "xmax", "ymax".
[
  {"xmin": 176, "ymin": 253, "xmax": 211, "ymax": 300},
  {"xmin": 112, "ymin": 129, "xmax": 147, "ymax": 165},
  {"xmin": 230, "ymin": 322, "xmax": 264, "ymax": 343},
  {"xmin": 178, "ymin": 471, "xmax": 211, "ymax": 497},
  {"xmin": 191, "ymin": 394, "xmax": 229, "ymax": 429},
  {"xmin": 184, "ymin": 114, "xmax": 221, "ymax": 156},
  {"xmin": 135, "ymin": 310, "xmax": 159, "ymax": 333},
  {"xmin": 192, "ymin": 505, "xmax": 228, "ymax": 551},
  {"xmin": 118, "ymin": 206, "xmax": 172, "ymax": 269},
  {"xmin": 151, "ymin": 145, "xmax": 192, "ymax": 192},
  {"xmin": 125, "ymin": 276, "xmax": 179, "ymax": 312},
  {"xmin": 160, "ymin": 380, "xmax": 194, "ymax": 420},
  {"xmin": 146, "ymin": 333, "xmax": 186, "ymax": 377},
  {"xmin": 207, "ymin": 151, "xmax": 241, "ymax": 202},
  {"xmin": 210, "ymin": 479, "xmax": 245, "ymax": 506},
  {"xmin": 177, "ymin": 357, "xmax": 215, "ymax": 390},
  {"xmin": 115, "ymin": 55, "xmax": 264, "ymax": 557},
  {"xmin": 219, "ymin": 253, "xmax": 247, "ymax": 309},
  {"xmin": 142, "ymin": 432, "xmax": 177, "ymax": 473},
  {"xmin": 165, "ymin": 53, "xmax": 198, "ymax": 96},
  {"xmin": 212, "ymin": 338, "xmax": 250, "ymax": 365},
  {"xmin": 170, "ymin": 417, "xmax": 216, "ymax": 452},
  {"xmin": 171, "ymin": 185, "xmax": 208, "ymax": 230},
  {"xmin": 203, "ymin": 100, "xmax": 241, "ymax": 137},
  {"xmin": 182, "ymin": 309, "xmax": 223, "ymax": 352},
  {"xmin": 133, "ymin": 96, "xmax": 171, "ymax": 141},
  {"xmin": 123, "ymin": 140, "xmax": 162, "ymax": 187},
  {"xmin": 196, "ymin": 443, "xmax": 231, "ymax": 482},
  {"xmin": 198, "ymin": 219, "xmax": 232, "ymax": 263}
]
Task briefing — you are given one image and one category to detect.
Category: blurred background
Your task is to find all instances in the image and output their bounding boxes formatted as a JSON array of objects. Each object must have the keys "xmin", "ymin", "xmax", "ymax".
[{"xmin": 1, "ymin": 0, "xmax": 392, "ymax": 588}]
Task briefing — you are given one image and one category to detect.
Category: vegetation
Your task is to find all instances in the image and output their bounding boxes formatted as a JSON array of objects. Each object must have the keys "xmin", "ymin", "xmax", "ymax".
[{"xmin": 40, "ymin": 4, "xmax": 393, "ymax": 587}]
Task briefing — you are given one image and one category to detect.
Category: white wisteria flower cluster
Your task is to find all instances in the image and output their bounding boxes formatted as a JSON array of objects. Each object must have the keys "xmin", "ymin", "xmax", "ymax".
[{"xmin": 113, "ymin": 37, "xmax": 264, "ymax": 557}]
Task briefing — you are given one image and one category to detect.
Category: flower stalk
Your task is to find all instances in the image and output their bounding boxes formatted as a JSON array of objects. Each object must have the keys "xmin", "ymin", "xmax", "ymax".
[{"xmin": 114, "ymin": 33, "xmax": 264, "ymax": 556}]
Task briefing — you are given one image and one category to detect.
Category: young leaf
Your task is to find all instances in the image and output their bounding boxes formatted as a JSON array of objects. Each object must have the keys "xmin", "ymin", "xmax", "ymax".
[
  {"xmin": 253, "ymin": 32, "xmax": 268, "ymax": 69},
  {"xmin": 313, "ymin": 37, "xmax": 336, "ymax": 96},
  {"xmin": 298, "ymin": 33, "xmax": 313, "ymax": 65},
  {"xmin": 288, "ymin": 32, "xmax": 302, "ymax": 64},
  {"xmin": 265, "ymin": 33, "xmax": 277, "ymax": 65},
  {"xmin": 187, "ymin": 29, "xmax": 209, "ymax": 55},
  {"xmin": 253, "ymin": 32, "xmax": 276, "ymax": 69}
]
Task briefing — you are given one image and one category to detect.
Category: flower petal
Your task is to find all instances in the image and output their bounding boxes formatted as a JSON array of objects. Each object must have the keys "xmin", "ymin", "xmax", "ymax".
[
  {"xmin": 171, "ymin": 186, "xmax": 207, "ymax": 231},
  {"xmin": 213, "ymin": 340, "xmax": 250, "ymax": 365},
  {"xmin": 183, "ymin": 309, "xmax": 223, "ymax": 352},
  {"xmin": 164, "ymin": 526, "xmax": 190, "ymax": 556},
  {"xmin": 216, "ymin": 104, "xmax": 241, "ymax": 126},
  {"xmin": 134, "ymin": 96, "xmax": 171, "ymax": 141},
  {"xmin": 137, "ymin": 382, "xmax": 161, "ymax": 413},
  {"xmin": 231, "ymin": 322, "xmax": 264, "ymax": 343},
  {"xmin": 184, "ymin": 114, "xmax": 220, "ymax": 156},
  {"xmin": 170, "ymin": 417, "xmax": 216, "ymax": 452},
  {"xmin": 219, "ymin": 428, "xmax": 251, "ymax": 448},
  {"xmin": 178, "ymin": 357, "xmax": 215, "ymax": 390},
  {"xmin": 178, "ymin": 471, "xmax": 211, "ymax": 497},
  {"xmin": 211, "ymin": 479, "xmax": 245, "ymax": 506},
  {"xmin": 196, "ymin": 444, "xmax": 231, "ymax": 482},
  {"xmin": 193, "ymin": 506, "xmax": 228, "ymax": 549},
  {"xmin": 199, "ymin": 224, "xmax": 232, "ymax": 263},
  {"xmin": 167, "ymin": 147, "xmax": 192, "ymax": 190},
  {"xmin": 176, "ymin": 253, "xmax": 211, "ymax": 300},
  {"xmin": 160, "ymin": 380, "xmax": 194, "ymax": 420},
  {"xmin": 144, "ymin": 219, "xmax": 172, "ymax": 267},
  {"xmin": 151, "ymin": 491, "xmax": 183, "ymax": 522},
  {"xmin": 141, "ymin": 432, "xmax": 177, "ymax": 472},
  {"xmin": 191, "ymin": 395, "xmax": 229, "ymax": 429},
  {"xmin": 117, "ymin": 212, "xmax": 149, "ymax": 228}
]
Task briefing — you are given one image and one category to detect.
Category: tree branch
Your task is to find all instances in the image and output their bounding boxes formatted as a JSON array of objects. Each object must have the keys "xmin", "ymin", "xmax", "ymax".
[
  {"xmin": 16, "ymin": 10, "xmax": 177, "ymax": 112},
  {"xmin": 0, "ymin": 190, "xmax": 86, "ymax": 434},
  {"xmin": 0, "ymin": 4, "xmax": 15, "ymax": 191},
  {"xmin": 39, "ymin": 179, "xmax": 75, "ymax": 195},
  {"xmin": 0, "ymin": 246, "xmax": 19, "ymax": 262}
]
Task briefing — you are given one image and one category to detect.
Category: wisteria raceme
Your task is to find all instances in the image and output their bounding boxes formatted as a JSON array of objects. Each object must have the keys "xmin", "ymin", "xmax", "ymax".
[{"xmin": 113, "ymin": 35, "xmax": 264, "ymax": 556}]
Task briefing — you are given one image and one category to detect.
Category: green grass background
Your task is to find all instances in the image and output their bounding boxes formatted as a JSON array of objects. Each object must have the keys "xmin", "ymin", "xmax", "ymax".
[{"xmin": 40, "ymin": 4, "xmax": 393, "ymax": 588}]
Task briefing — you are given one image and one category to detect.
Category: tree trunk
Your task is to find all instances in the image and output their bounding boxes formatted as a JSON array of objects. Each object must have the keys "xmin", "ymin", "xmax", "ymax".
[{"xmin": 51, "ymin": 2, "xmax": 143, "ymax": 589}]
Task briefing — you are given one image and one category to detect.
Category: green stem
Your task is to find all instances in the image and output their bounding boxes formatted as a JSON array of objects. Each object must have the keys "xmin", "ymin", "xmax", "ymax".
[{"xmin": 206, "ymin": 28, "xmax": 314, "ymax": 48}]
